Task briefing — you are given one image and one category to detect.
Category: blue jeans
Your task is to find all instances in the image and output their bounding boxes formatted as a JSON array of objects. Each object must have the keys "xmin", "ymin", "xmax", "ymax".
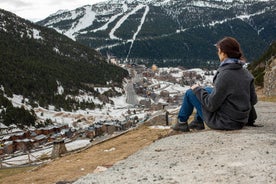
[{"xmin": 178, "ymin": 87, "xmax": 213, "ymax": 122}]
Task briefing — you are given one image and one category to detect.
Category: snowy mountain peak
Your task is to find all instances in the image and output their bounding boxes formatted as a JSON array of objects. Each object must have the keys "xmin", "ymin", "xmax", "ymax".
[{"xmin": 38, "ymin": 0, "xmax": 276, "ymax": 68}]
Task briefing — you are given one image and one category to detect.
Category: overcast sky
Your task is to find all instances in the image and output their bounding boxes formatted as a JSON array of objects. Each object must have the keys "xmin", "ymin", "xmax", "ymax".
[{"xmin": 0, "ymin": 0, "xmax": 107, "ymax": 22}]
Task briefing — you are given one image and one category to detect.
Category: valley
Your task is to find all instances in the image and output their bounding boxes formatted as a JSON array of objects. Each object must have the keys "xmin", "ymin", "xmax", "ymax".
[{"xmin": 0, "ymin": 63, "xmax": 214, "ymax": 168}]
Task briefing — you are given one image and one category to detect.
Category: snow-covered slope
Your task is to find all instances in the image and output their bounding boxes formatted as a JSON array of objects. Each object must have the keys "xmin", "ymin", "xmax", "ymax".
[{"xmin": 37, "ymin": 0, "xmax": 276, "ymax": 68}]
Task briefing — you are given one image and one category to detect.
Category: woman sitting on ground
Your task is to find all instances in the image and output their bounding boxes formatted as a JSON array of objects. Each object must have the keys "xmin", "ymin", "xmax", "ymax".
[{"xmin": 172, "ymin": 36, "xmax": 257, "ymax": 132}]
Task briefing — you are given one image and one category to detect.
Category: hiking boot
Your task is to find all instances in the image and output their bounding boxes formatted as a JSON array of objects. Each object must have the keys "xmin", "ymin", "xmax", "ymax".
[
  {"xmin": 171, "ymin": 120, "xmax": 189, "ymax": 132},
  {"xmin": 188, "ymin": 120, "xmax": 205, "ymax": 130}
]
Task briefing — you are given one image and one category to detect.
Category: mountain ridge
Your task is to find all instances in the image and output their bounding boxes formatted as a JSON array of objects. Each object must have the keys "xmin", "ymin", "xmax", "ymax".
[{"xmin": 37, "ymin": 0, "xmax": 276, "ymax": 67}]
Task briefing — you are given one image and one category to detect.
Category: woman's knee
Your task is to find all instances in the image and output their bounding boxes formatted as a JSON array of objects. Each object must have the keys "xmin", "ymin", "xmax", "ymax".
[
  {"xmin": 204, "ymin": 87, "xmax": 213, "ymax": 93},
  {"xmin": 185, "ymin": 89, "xmax": 195, "ymax": 97}
]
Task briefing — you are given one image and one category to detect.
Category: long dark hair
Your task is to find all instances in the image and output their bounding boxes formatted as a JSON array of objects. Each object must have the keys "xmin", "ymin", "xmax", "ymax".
[{"xmin": 216, "ymin": 37, "xmax": 245, "ymax": 60}]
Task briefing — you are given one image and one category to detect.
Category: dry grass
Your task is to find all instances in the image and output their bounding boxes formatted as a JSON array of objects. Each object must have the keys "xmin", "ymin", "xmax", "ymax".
[
  {"xmin": 256, "ymin": 87, "xmax": 276, "ymax": 102},
  {"xmin": 0, "ymin": 166, "xmax": 35, "ymax": 180},
  {"xmin": 0, "ymin": 125, "xmax": 172, "ymax": 184},
  {"xmin": 258, "ymin": 96, "xmax": 276, "ymax": 102}
]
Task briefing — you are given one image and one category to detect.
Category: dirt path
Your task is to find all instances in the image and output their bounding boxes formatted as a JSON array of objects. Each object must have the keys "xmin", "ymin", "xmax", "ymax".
[{"xmin": 0, "ymin": 125, "xmax": 171, "ymax": 184}]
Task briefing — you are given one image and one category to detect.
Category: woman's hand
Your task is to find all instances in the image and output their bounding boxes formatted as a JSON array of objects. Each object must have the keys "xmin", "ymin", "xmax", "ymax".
[{"xmin": 191, "ymin": 84, "xmax": 200, "ymax": 90}]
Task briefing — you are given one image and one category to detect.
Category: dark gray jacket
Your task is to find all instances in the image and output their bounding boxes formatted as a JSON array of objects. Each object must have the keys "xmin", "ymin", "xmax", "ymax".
[{"xmin": 193, "ymin": 63, "xmax": 257, "ymax": 130}]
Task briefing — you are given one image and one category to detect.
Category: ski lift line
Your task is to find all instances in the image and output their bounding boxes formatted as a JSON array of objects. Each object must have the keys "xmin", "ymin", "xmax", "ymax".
[{"xmin": 125, "ymin": 5, "xmax": 150, "ymax": 61}]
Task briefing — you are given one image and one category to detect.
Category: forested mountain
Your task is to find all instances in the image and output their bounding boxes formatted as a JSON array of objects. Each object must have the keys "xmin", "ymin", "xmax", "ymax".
[
  {"xmin": 38, "ymin": 0, "xmax": 276, "ymax": 68},
  {"xmin": 0, "ymin": 9, "xmax": 128, "ymax": 127}
]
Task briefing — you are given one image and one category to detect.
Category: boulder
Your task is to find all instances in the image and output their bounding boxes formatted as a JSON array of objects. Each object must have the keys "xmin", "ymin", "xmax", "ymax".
[{"xmin": 264, "ymin": 56, "xmax": 276, "ymax": 97}]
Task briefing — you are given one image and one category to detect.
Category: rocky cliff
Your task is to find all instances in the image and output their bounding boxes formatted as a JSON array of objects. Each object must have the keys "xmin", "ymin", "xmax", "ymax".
[{"xmin": 264, "ymin": 56, "xmax": 276, "ymax": 96}]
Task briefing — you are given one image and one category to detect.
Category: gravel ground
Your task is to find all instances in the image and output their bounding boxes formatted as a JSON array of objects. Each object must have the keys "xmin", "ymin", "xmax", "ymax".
[{"xmin": 74, "ymin": 101, "xmax": 276, "ymax": 184}]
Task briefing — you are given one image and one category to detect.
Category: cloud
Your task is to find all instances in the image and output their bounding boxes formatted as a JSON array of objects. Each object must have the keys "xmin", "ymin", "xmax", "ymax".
[
  {"xmin": 1, "ymin": 0, "xmax": 30, "ymax": 8},
  {"xmin": 0, "ymin": 0, "xmax": 105, "ymax": 21},
  {"xmin": 0, "ymin": 0, "xmax": 95, "ymax": 21}
]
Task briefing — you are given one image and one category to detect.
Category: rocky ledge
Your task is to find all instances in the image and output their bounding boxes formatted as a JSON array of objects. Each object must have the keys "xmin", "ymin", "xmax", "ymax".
[{"xmin": 74, "ymin": 101, "xmax": 276, "ymax": 184}]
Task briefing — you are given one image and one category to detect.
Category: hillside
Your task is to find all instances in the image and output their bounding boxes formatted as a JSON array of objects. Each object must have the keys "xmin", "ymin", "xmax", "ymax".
[
  {"xmin": 37, "ymin": 0, "xmax": 276, "ymax": 68},
  {"xmin": 249, "ymin": 40, "xmax": 276, "ymax": 86},
  {"xmin": 0, "ymin": 9, "xmax": 128, "ymax": 127}
]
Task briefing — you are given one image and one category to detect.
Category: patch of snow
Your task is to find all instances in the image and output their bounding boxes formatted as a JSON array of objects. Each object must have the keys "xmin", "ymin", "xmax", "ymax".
[
  {"xmin": 53, "ymin": 47, "xmax": 60, "ymax": 54},
  {"xmin": 9, "ymin": 94, "xmax": 24, "ymax": 108},
  {"xmin": 95, "ymin": 87, "xmax": 111, "ymax": 94},
  {"xmin": 56, "ymin": 81, "xmax": 64, "ymax": 95},
  {"xmin": 149, "ymin": 125, "xmax": 171, "ymax": 130},
  {"xmin": 66, "ymin": 139, "xmax": 91, "ymax": 151},
  {"xmin": 189, "ymin": 1, "xmax": 228, "ymax": 9},
  {"xmin": 2, "ymin": 139, "xmax": 90, "ymax": 167},
  {"xmin": 64, "ymin": 6, "xmax": 96, "ymax": 40},
  {"xmin": 32, "ymin": 28, "xmax": 43, "ymax": 40}
]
